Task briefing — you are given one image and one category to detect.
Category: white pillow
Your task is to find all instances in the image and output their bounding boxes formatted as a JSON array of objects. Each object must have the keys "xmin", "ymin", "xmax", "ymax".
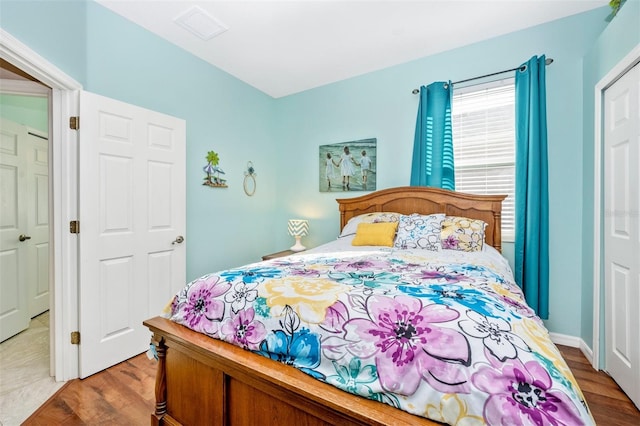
[{"xmin": 394, "ymin": 213, "xmax": 445, "ymax": 251}]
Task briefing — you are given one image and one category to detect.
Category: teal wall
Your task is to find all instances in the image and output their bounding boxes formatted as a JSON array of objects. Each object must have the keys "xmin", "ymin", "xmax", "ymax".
[
  {"xmin": 0, "ymin": 0, "xmax": 87, "ymax": 84},
  {"xmin": 0, "ymin": 94, "xmax": 48, "ymax": 133},
  {"xmin": 581, "ymin": 1, "xmax": 640, "ymax": 358},
  {"xmin": 81, "ymin": 2, "xmax": 280, "ymax": 281},
  {"xmin": 2, "ymin": 1, "xmax": 636, "ymax": 342},
  {"xmin": 1, "ymin": 0, "xmax": 280, "ymax": 281},
  {"xmin": 274, "ymin": 7, "xmax": 610, "ymax": 338}
]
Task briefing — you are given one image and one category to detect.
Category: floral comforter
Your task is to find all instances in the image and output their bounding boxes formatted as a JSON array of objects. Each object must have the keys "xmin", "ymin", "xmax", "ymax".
[{"xmin": 169, "ymin": 247, "xmax": 594, "ymax": 425}]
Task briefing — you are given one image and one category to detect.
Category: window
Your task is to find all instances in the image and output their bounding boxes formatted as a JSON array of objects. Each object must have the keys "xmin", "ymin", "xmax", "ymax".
[{"xmin": 451, "ymin": 79, "xmax": 515, "ymax": 241}]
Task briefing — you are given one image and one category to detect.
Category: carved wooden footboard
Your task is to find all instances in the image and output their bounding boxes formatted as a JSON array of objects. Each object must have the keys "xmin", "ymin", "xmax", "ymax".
[{"xmin": 144, "ymin": 316, "xmax": 441, "ymax": 425}]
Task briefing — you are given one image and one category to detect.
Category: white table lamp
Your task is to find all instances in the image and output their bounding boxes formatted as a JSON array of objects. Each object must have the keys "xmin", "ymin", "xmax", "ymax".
[{"xmin": 288, "ymin": 219, "xmax": 309, "ymax": 252}]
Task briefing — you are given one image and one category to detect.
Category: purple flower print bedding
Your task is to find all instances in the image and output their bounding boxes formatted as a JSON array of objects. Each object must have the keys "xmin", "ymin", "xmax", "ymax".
[{"xmin": 169, "ymin": 247, "xmax": 594, "ymax": 425}]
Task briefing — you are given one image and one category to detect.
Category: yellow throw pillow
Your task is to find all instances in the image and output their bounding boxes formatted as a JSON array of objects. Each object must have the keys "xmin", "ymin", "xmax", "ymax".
[
  {"xmin": 352, "ymin": 222, "xmax": 399, "ymax": 247},
  {"xmin": 340, "ymin": 212, "xmax": 401, "ymax": 237}
]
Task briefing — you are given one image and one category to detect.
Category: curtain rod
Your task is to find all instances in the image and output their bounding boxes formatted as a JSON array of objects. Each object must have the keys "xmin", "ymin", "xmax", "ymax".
[{"xmin": 411, "ymin": 57, "xmax": 554, "ymax": 94}]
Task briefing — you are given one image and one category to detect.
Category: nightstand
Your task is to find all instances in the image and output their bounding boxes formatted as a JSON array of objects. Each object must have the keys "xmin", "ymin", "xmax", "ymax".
[{"xmin": 262, "ymin": 249, "xmax": 299, "ymax": 261}]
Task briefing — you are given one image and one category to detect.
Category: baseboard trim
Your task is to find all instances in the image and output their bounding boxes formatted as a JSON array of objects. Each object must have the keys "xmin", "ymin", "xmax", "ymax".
[
  {"xmin": 550, "ymin": 332, "xmax": 580, "ymax": 347},
  {"xmin": 550, "ymin": 333, "xmax": 594, "ymax": 366},
  {"xmin": 579, "ymin": 340, "xmax": 594, "ymax": 366}
]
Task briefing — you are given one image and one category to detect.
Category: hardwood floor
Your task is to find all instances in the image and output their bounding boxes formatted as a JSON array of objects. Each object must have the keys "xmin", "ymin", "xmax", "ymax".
[
  {"xmin": 22, "ymin": 353, "xmax": 156, "ymax": 425},
  {"xmin": 23, "ymin": 345, "xmax": 639, "ymax": 425},
  {"xmin": 559, "ymin": 345, "xmax": 640, "ymax": 425}
]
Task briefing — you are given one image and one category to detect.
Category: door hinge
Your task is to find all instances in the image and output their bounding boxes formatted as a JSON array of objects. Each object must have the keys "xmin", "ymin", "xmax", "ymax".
[
  {"xmin": 71, "ymin": 331, "xmax": 80, "ymax": 345},
  {"xmin": 70, "ymin": 220, "xmax": 80, "ymax": 234},
  {"xmin": 70, "ymin": 116, "xmax": 79, "ymax": 130}
]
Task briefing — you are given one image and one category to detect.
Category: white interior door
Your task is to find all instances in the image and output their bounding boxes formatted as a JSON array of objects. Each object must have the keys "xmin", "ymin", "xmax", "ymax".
[
  {"xmin": 26, "ymin": 129, "xmax": 49, "ymax": 317},
  {"xmin": 0, "ymin": 118, "xmax": 29, "ymax": 342},
  {"xmin": 78, "ymin": 91, "xmax": 186, "ymax": 378},
  {"xmin": 604, "ymin": 62, "xmax": 640, "ymax": 409}
]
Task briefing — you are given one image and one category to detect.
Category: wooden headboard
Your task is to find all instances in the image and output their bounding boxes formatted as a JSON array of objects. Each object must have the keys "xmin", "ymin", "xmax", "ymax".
[{"xmin": 336, "ymin": 186, "xmax": 507, "ymax": 252}]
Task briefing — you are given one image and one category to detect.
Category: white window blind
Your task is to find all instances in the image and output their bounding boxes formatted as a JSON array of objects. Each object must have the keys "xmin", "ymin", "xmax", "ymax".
[{"xmin": 452, "ymin": 79, "xmax": 515, "ymax": 241}]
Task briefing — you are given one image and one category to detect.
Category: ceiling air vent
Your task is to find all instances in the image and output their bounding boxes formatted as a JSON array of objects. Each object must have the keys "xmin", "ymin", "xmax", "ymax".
[{"xmin": 174, "ymin": 5, "xmax": 228, "ymax": 41}]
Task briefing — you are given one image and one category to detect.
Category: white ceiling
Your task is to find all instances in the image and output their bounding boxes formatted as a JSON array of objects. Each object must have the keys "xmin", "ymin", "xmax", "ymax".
[{"xmin": 96, "ymin": 0, "xmax": 608, "ymax": 98}]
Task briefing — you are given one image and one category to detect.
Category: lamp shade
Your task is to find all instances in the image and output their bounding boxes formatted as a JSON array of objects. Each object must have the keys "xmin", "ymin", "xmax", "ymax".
[{"xmin": 287, "ymin": 219, "xmax": 309, "ymax": 237}]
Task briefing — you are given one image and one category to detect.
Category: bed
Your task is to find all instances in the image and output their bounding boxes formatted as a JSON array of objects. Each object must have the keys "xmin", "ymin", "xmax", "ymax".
[{"xmin": 144, "ymin": 186, "xmax": 594, "ymax": 425}]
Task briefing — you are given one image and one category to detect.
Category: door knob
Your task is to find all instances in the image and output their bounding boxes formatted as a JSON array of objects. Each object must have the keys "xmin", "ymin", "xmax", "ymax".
[
  {"xmin": 19, "ymin": 234, "xmax": 32, "ymax": 242},
  {"xmin": 172, "ymin": 236, "xmax": 184, "ymax": 245}
]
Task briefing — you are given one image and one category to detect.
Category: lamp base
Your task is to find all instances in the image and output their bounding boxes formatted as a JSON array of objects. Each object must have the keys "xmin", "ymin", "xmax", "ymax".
[{"xmin": 290, "ymin": 236, "xmax": 306, "ymax": 252}]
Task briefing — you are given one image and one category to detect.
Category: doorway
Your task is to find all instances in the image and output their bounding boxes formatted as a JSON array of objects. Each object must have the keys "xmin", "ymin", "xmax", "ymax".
[
  {"xmin": 0, "ymin": 57, "xmax": 61, "ymax": 425},
  {"xmin": 1, "ymin": 28, "xmax": 187, "ymax": 385},
  {"xmin": 1, "ymin": 28, "xmax": 83, "ymax": 383},
  {"xmin": 1, "ymin": 76, "xmax": 52, "ymax": 343}
]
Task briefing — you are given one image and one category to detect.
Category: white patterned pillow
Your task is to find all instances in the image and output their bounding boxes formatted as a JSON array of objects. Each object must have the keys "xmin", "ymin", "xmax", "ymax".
[
  {"xmin": 393, "ymin": 213, "xmax": 445, "ymax": 251},
  {"xmin": 339, "ymin": 212, "xmax": 401, "ymax": 237}
]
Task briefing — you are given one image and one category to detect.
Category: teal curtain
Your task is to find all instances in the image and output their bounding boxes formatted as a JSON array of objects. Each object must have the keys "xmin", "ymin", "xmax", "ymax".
[
  {"xmin": 515, "ymin": 55, "xmax": 549, "ymax": 319},
  {"xmin": 410, "ymin": 81, "xmax": 455, "ymax": 189}
]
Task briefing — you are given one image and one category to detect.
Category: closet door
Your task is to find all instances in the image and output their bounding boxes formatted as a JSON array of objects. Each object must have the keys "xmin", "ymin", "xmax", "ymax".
[
  {"xmin": 604, "ymin": 61, "xmax": 640, "ymax": 409},
  {"xmin": 0, "ymin": 118, "xmax": 29, "ymax": 342}
]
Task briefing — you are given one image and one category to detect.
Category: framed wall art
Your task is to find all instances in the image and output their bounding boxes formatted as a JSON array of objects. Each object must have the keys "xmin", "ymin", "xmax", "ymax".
[{"xmin": 319, "ymin": 138, "xmax": 376, "ymax": 192}]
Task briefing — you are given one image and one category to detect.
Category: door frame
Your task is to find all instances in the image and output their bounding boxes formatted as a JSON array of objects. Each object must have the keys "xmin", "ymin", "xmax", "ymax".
[
  {"xmin": 592, "ymin": 43, "xmax": 640, "ymax": 370},
  {"xmin": 1, "ymin": 28, "xmax": 82, "ymax": 381}
]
